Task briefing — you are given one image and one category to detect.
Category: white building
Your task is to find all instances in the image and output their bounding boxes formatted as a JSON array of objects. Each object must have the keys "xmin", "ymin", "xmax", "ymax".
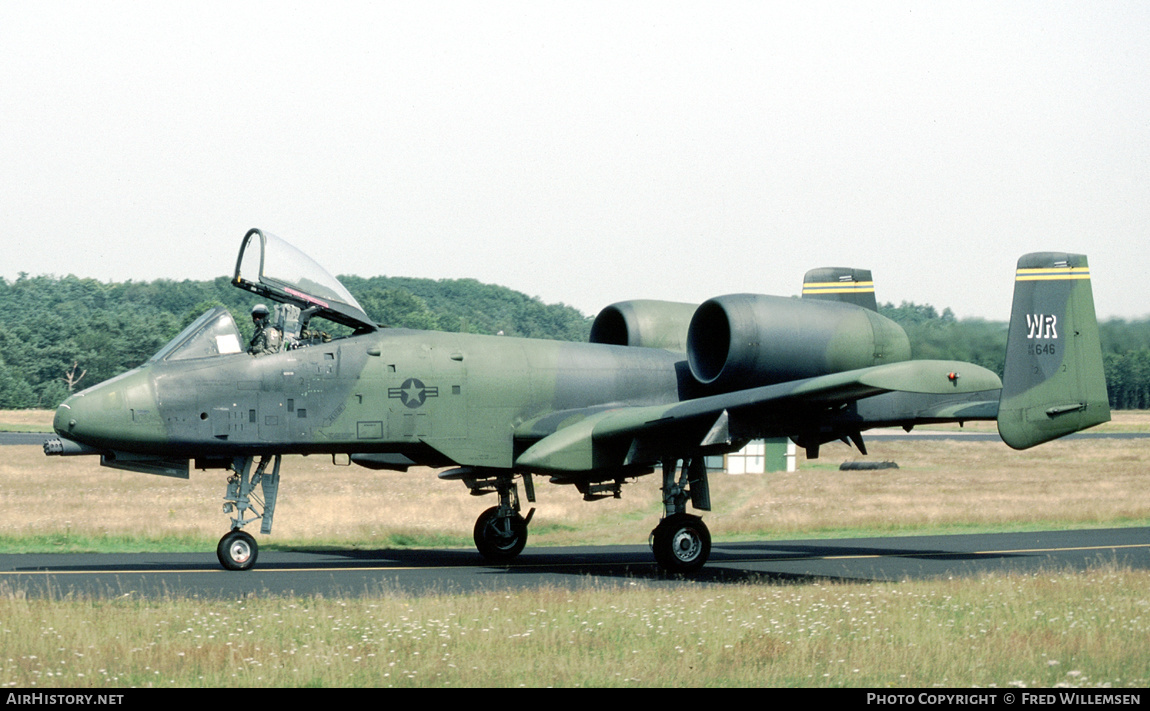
[{"xmin": 706, "ymin": 438, "xmax": 797, "ymax": 474}]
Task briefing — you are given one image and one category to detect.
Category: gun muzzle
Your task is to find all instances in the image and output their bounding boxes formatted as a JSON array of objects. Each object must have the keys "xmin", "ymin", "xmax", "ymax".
[{"xmin": 43, "ymin": 437, "xmax": 103, "ymax": 457}]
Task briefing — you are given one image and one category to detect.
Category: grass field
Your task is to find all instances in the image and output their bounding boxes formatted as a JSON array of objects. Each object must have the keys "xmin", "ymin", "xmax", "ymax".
[
  {"xmin": 1, "ymin": 410, "xmax": 1148, "ymax": 687},
  {"xmin": 2, "ymin": 566, "xmax": 1148, "ymax": 688}
]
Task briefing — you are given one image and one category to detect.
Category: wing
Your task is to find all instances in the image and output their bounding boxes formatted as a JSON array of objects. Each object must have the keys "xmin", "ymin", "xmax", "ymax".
[{"xmin": 514, "ymin": 359, "xmax": 1002, "ymax": 473}]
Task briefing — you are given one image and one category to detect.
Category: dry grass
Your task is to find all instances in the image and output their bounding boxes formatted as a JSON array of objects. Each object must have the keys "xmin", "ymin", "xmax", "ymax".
[
  {"xmin": 725, "ymin": 437, "xmax": 1150, "ymax": 537},
  {"xmin": 0, "ymin": 446, "xmax": 655, "ymax": 547},
  {"xmin": 1, "ymin": 425, "xmax": 1149, "ymax": 549},
  {"xmin": 0, "ymin": 410, "xmax": 55, "ymax": 432}
]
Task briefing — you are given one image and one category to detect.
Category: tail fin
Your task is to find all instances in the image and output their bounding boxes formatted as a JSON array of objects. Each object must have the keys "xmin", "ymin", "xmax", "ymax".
[
  {"xmin": 997, "ymin": 252, "xmax": 1110, "ymax": 449},
  {"xmin": 802, "ymin": 268, "xmax": 878, "ymax": 311}
]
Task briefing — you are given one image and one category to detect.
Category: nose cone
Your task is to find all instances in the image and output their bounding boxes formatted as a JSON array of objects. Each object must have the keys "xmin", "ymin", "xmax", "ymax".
[
  {"xmin": 52, "ymin": 398, "xmax": 74, "ymax": 435},
  {"xmin": 53, "ymin": 368, "xmax": 165, "ymax": 452}
]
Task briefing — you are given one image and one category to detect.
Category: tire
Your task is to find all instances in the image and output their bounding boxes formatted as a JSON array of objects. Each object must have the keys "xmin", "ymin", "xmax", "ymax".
[
  {"xmin": 473, "ymin": 506, "xmax": 528, "ymax": 562},
  {"xmin": 651, "ymin": 513, "xmax": 711, "ymax": 574},
  {"xmin": 217, "ymin": 530, "xmax": 258, "ymax": 571}
]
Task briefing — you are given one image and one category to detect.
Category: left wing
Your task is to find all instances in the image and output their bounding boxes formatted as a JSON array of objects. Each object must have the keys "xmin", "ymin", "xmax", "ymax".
[{"xmin": 514, "ymin": 359, "xmax": 1002, "ymax": 473}]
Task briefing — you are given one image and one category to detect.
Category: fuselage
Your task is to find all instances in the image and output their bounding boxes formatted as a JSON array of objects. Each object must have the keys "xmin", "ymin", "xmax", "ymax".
[{"xmin": 54, "ymin": 328, "xmax": 688, "ymax": 469}]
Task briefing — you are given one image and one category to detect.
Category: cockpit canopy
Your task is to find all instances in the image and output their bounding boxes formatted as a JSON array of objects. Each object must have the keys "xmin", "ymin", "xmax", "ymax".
[
  {"xmin": 148, "ymin": 306, "xmax": 243, "ymax": 363},
  {"xmin": 233, "ymin": 229, "xmax": 377, "ymax": 333},
  {"xmin": 146, "ymin": 229, "xmax": 378, "ymax": 364}
]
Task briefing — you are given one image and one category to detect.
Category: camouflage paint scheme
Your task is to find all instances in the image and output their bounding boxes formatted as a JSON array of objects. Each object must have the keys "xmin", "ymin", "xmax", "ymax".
[
  {"xmin": 998, "ymin": 253, "xmax": 1110, "ymax": 449},
  {"xmin": 45, "ymin": 230, "xmax": 1110, "ymax": 572}
]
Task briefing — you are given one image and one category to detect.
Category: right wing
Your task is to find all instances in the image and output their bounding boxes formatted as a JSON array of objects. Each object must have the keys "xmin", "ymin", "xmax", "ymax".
[{"xmin": 514, "ymin": 359, "xmax": 1002, "ymax": 473}]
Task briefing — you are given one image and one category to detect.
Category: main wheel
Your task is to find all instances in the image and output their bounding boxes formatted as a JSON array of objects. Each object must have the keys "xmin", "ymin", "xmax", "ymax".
[
  {"xmin": 650, "ymin": 513, "xmax": 711, "ymax": 574},
  {"xmin": 217, "ymin": 529, "xmax": 258, "ymax": 571},
  {"xmin": 473, "ymin": 506, "xmax": 528, "ymax": 562}
]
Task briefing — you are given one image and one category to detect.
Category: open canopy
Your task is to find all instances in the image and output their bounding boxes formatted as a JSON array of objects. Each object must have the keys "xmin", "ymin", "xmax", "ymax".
[{"xmin": 232, "ymin": 228, "xmax": 377, "ymax": 332}]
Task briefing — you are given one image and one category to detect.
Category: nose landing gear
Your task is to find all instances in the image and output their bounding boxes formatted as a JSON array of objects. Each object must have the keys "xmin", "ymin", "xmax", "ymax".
[{"xmin": 216, "ymin": 455, "xmax": 281, "ymax": 571}]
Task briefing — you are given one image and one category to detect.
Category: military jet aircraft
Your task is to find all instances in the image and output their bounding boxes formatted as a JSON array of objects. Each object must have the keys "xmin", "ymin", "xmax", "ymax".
[{"xmin": 44, "ymin": 229, "xmax": 1110, "ymax": 573}]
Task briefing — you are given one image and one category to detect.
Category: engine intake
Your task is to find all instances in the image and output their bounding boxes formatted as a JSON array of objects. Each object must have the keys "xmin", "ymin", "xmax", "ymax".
[
  {"xmin": 590, "ymin": 300, "xmax": 698, "ymax": 351},
  {"xmin": 687, "ymin": 294, "xmax": 910, "ymax": 390}
]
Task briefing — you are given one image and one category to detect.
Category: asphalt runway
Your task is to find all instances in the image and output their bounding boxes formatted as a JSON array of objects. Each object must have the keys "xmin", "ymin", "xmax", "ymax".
[
  {"xmin": 0, "ymin": 432, "xmax": 57, "ymax": 446},
  {"xmin": 1, "ymin": 527, "xmax": 1146, "ymax": 599}
]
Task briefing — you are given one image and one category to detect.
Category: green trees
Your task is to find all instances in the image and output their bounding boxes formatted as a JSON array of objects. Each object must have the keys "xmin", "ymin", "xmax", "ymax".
[
  {"xmin": 0, "ymin": 274, "xmax": 192, "ymax": 408},
  {"xmin": 1100, "ymin": 319, "xmax": 1150, "ymax": 409},
  {"xmin": 1, "ymin": 273, "xmax": 1146, "ymax": 411},
  {"xmin": 0, "ymin": 273, "xmax": 590, "ymax": 409},
  {"xmin": 339, "ymin": 275, "xmax": 591, "ymax": 340},
  {"xmin": 879, "ymin": 301, "xmax": 1008, "ymax": 377},
  {"xmin": 878, "ymin": 302, "xmax": 1150, "ymax": 411}
]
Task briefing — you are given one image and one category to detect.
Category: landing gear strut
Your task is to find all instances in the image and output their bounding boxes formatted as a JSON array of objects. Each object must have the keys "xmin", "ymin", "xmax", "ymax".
[
  {"xmin": 650, "ymin": 457, "xmax": 711, "ymax": 573},
  {"xmin": 216, "ymin": 455, "xmax": 281, "ymax": 571}
]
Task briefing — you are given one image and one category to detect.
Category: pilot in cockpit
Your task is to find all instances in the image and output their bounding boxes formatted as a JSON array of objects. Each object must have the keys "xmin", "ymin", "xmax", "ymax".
[{"xmin": 247, "ymin": 304, "xmax": 283, "ymax": 356}]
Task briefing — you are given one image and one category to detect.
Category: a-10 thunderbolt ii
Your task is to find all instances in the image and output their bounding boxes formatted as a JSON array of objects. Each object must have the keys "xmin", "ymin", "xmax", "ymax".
[{"xmin": 44, "ymin": 229, "xmax": 1110, "ymax": 572}]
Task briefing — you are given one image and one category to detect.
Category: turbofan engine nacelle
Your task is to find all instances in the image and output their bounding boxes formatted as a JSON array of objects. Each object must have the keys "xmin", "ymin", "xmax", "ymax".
[
  {"xmin": 590, "ymin": 300, "xmax": 698, "ymax": 352},
  {"xmin": 686, "ymin": 294, "xmax": 911, "ymax": 391}
]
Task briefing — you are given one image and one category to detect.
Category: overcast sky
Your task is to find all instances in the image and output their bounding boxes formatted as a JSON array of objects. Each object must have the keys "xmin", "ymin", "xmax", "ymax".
[{"xmin": 2, "ymin": 1, "xmax": 1147, "ymax": 321}]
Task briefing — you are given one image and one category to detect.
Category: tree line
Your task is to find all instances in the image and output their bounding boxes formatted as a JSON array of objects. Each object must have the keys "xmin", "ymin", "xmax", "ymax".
[
  {"xmin": 879, "ymin": 301, "xmax": 1150, "ymax": 410},
  {"xmin": 0, "ymin": 273, "xmax": 591, "ymax": 409},
  {"xmin": 1, "ymin": 273, "xmax": 1147, "ymax": 410}
]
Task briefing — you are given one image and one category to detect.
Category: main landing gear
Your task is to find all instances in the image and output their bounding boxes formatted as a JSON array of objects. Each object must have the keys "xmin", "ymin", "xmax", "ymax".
[
  {"xmin": 474, "ymin": 506, "xmax": 531, "ymax": 562},
  {"xmin": 441, "ymin": 467, "xmax": 536, "ymax": 564},
  {"xmin": 455, "ymin": 458, "xmax": 713, "ymax": 574},
  {"xmin": 649, "ymin": 457, "xmax": 712, "ymax": 574},
  {"xmin": 216, "ymin": 455, "xmax": 281, "ymax": 571}
]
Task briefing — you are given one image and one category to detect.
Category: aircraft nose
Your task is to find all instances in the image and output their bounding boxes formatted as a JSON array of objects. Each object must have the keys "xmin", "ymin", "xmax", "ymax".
[
  {"xmin": 54, "ymin": 382, "xmax": 123, "ymax": 447},
  {"xmin": 53, "ymin": 398, "xmax": 75, "ymax": 435},
  {"xmin": 53, "ymin": 368, "xmax": 165, "ymax": 451}
]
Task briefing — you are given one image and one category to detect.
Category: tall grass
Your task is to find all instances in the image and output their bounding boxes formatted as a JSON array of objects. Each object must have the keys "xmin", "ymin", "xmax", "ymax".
[{"xmin": 1, "ymin": 565, "xmax": 1147, "ymax": 688}]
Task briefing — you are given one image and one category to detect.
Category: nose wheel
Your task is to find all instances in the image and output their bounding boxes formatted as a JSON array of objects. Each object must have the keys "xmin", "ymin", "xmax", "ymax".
[{"xmin": 217, "ymin": 529, "xmax": 258, "ymax": 571}]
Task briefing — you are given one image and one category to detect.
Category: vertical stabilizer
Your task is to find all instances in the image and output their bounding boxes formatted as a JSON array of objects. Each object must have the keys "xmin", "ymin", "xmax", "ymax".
[
  {"xmin": 801, "ymin": 268, "xmax": 877, "ymax": 311},
  {"xmin": 997, "ymin": 253, "xmax": 1110, "ymax": 449}
]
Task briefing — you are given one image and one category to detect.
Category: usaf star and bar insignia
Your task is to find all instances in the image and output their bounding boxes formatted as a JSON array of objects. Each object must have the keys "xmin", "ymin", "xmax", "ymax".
[{"xmin": 388, "ymin": 378, "xmax": 439, "ymax": 409}]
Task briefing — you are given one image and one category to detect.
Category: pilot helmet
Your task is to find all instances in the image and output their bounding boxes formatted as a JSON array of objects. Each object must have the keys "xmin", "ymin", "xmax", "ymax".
[{"xmin": 251, "ymin": 304, "xmax": 270, "ymax": 321}]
